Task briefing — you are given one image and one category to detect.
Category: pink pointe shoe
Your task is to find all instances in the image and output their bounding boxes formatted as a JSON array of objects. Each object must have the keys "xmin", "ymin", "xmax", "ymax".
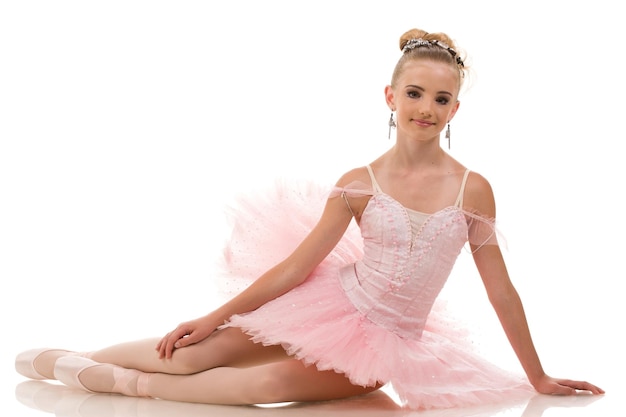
[
  {"xmin": 54, "ymin": 356, "xmax": 150, "ymax": 397},
  {"xmin": 15, "ymin": 348, "xmax": 73, "ymax": 380}
]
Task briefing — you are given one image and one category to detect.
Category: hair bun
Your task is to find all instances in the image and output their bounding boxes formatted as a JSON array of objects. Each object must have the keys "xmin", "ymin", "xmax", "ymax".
[{"xmin": 399, "ymin": 28, "xmax": 458, "ymax": 52}]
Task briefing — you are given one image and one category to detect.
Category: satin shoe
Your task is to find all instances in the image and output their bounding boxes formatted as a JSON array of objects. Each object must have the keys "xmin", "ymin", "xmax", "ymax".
[
  {"xmin": 15, "ymin": 348, "xmax": 72, "ymax": 380},
  {"xmin": 54, "ymin": 356, "xmax": 150, "ymax": 397}
]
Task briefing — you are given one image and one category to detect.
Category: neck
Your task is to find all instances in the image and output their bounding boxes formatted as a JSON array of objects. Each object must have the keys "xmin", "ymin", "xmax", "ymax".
[{"xmin": 387, "ymin": 140, "xmax": 447, "ymax": 169}]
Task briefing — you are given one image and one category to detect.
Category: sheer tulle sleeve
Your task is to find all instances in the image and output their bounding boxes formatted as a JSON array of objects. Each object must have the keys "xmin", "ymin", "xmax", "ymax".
[
  {"xmin": 328, "ymin": 181, "xmax": 375, "ymax": 199},
  {"xmin": 331, "ymin": 183, "xmax": 505, "ymax": 253},
  {"xmin": 463, "ymin": 210, "xmax": 507, "ymax": 252},
  {"xmin": 329, "ymin": 181, "xmax": 375, "ymax": 216}
]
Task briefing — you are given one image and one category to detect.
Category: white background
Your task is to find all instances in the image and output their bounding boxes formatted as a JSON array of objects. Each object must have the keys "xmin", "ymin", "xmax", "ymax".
[{"xmin": 1, "ymin": 1, "xmax": 623, "ymax": 416}]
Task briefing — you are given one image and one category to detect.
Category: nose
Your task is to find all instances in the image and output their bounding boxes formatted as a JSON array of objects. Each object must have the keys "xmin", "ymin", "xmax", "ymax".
[{"xmin": 418, "ymin": 101, "xmax": 433, "ymax": 118}]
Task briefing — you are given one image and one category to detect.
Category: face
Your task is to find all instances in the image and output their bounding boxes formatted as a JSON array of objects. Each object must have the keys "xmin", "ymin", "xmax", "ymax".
[{"xmin": 386, "ymin": 60, "xmax": 460, "ymax": 143}]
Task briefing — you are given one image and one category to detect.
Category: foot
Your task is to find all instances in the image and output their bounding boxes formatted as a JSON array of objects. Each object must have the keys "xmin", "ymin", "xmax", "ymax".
[
  {"xmin": 54, "ymin": 356, "xmax": 150, "ymax": 397},
  {"xmin": 15, "ymin": 348, "xmax": 76, "ymax": 380}
]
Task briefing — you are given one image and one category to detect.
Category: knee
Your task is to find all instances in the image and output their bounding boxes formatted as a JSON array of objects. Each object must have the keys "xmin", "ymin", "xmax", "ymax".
[
  {"xmin": 168, "ymin": 348, "xmax": 206, "ymax": 375},
  {"xmin": 246, "ymin": 363, "xmax": 299, "ymax": 404},
  {"xmin": 166, "ymin": 327, "xmax": 247, "ymax": 374}
]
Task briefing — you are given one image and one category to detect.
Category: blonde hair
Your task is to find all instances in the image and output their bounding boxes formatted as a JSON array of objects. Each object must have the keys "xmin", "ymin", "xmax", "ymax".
[{"xmin": 391, "ymin": 28, "xmax": 468, "ymax": 89}]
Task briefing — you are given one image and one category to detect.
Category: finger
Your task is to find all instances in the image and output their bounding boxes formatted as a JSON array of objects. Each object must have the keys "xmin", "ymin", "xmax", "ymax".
[
  {"xmin": 540, "ymin": 381, "xmax": 576, "ymax": 395},
  {"xmin": 174, "ymin": 335, "xmax": 188, "ymax": 349},
  {"xmin": 155, "ymin": 333, "xmax": 172, "ymax": 358},
  {"xmin": 157, "ymin": 338, "xmax": 169, "ymax": 359},
  {"xmin": 175, "ymin": 333, "xmax": 197, "ymax": 349},
  {"xmin": 165, "ymin": 329, "xmax": 187, "ymax": 359},
  {"xmin": 550, "ymin": 383, "xmax": 577, "ymax": 395},
  {"xmin": 156, "ymin": 331, "xmax": 178, "ymax": 359},
  {"xmin": 164, "ymin": 337, "xmax": 176, "ymax": 359},
  {"xmin": 155, "ymin": 336, "xmax": 165, "ymax": 352},
  {"xmin": 559, "ymin": 379, "xmax": 605, "ymax": 395}
]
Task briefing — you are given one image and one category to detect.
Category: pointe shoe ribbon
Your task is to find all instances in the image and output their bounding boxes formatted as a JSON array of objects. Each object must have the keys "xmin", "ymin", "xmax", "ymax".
[
  {"xmin": 54, "ymin": 356, "xmax": 151, "ymax": 397},
  {"xmin": 15, "ymin": 348, "xmax": 71, "ymax": 380}
]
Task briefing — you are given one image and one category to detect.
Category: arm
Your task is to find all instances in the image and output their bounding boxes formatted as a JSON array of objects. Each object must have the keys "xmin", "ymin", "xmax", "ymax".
[
  {"xmin": 466, "ymin": 173, "xmax": 604, "ymax": 395},
  {"xmin": 471, "ymin": 245, "xmax": 546, "ymax": 387},
  {"xmin": 157, "ymin": 178, "xmax": 357, "ymax": 358},
  {"xmin": 212, "ymin": 191, "xmax": 353, "ymax": 324}
]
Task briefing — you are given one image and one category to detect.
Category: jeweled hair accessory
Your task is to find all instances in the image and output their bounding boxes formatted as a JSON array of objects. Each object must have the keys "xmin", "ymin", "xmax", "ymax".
[{"xmin": 402, "ymin": 38, "xmax": 465, "ymax": 68}]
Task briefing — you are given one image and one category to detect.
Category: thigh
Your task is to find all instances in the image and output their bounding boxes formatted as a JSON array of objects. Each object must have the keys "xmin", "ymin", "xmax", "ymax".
[
  {"xmin": 249, "ymin": 359, "xmax": 383, "ymax": 404},
  {"xmin": 170, "ymin": 327, "xmax": 291, "ymax": 372},
  {"xmin": 93, "ymin": 327, "xmax": 290, "ymax": 375}
]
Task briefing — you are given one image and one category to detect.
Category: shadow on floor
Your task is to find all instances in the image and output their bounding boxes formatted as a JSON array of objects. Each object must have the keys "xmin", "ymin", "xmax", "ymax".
[{"xmin": 15, "ymin": 380, "xmax": 603, "ymax": 417}]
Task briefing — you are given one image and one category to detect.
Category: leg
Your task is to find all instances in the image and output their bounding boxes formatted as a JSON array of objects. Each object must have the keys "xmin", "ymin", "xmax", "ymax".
[
  {"xmin": 91, "ymin": 327, "xmax": 290, "ymax": 374},
  {"xmin": 19, "ymin": 327, "xmax": 289, "ymax": 380},
  {"xmin": 76, "ymin": 358, "xmax": 382, "ymax": 405}
]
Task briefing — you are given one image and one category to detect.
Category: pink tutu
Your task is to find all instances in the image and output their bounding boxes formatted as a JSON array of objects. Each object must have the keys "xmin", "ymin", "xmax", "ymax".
[{"xmin": 217, "ymin": 179, "xmax": 534, "ymax": 410}]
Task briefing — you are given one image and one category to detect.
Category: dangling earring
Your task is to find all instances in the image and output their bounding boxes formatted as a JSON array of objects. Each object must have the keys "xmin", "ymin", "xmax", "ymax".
[
  {"xmin": 445, "ymin": 123, "xmax": 451, "ymax": 149},
  {"xmin": 388, "ymin": 112, "xmax": 396, "ymax": 140}
]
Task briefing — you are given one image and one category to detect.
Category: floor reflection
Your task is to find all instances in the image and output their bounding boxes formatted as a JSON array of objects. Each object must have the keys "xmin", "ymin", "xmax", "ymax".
[{"xmin": 15, "ymin": 380, "xmax": 602, "ymax": 417}]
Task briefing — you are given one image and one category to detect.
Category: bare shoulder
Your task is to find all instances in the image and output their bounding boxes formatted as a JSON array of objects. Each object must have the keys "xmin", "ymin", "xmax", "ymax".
[
  {"xmin": 464, "ymin": 170, "xmax": 497, "ymax": 217},
  {"xmin": 332, "ymin": 166, "xmax": 372, "ymax": 221},
  {"xmin": 335, "ymin": 166, "xmax": 370, "ymax": 187}
]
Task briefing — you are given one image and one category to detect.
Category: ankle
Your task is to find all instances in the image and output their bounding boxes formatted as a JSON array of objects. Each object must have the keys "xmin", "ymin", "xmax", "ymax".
[
  {"xmin": 79, "ymin": 363, "xmax": 147, "ymax": 397},
  {"xmin": 136, "ymin": 373, "xmax": 151, "ymax": 398},
  {"xmin": 75, "ymin": 351, "xmax": 95, "ymax": 359}
]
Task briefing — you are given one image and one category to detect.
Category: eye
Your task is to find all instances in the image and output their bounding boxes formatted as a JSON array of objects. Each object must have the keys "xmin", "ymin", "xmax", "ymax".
[
  {"xmin": 406, "ymin": 90, "xmax": 421, "ymax": 99},
  {"xmin": 436, "ymin": 96, "xmax": 450, "ymax": 105}
]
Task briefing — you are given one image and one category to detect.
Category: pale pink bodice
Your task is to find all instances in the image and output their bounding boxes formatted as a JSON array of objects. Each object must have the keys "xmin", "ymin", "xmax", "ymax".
[{"xmin": 336, "ymin": 166, "xmax": 492, "ymax": 340}]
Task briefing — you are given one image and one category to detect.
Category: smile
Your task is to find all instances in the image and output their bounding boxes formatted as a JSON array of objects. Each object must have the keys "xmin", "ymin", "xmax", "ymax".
[{"xmin": 412, "ymin": 119, "xmax": 435, "ymax": 127}]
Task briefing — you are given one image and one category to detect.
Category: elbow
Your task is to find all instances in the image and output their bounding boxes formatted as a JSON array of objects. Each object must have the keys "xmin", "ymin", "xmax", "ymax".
[
  {"xmin": 488, "ymin": 285, "xmax": 521, "ymax": 312},
  {"xmin": 273, "ymin": 259, "xmax": 310, "ymax": 288}
]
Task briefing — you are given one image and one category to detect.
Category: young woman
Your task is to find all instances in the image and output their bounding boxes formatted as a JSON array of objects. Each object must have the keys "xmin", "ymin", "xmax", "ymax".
[{"xmin": 15, "ymin": 28, "xmax": 604, "ymax": 410}]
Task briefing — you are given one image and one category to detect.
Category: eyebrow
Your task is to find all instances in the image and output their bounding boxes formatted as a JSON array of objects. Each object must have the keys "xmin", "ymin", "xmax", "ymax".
[{"xmin": 405, "ymin": 84, "xmax": 453, "ymax": 97}]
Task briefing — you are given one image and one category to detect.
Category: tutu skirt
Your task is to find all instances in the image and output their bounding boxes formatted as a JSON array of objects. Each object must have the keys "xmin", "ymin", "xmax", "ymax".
[{"xmin": 216, "ymin": 180, "xmax": 535, "ymax": 409}]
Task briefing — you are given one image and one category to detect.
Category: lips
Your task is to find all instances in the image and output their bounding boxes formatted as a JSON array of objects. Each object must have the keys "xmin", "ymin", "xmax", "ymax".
[{"xmin": 412, "ymin": 119, "xmax": 435, "ymax": 127}]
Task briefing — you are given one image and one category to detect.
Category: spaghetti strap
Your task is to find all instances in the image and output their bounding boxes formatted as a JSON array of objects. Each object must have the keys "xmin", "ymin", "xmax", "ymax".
[
  {"xmin": 454, "ymin": 169, "xmax": 471, "ymax": 208},
  {"xmin": 366, "ymin": 165, "xmax": 383, "ymax": 193}
]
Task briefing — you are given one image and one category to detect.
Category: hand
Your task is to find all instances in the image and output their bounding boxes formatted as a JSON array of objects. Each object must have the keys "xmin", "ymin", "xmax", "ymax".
[
  {"xmin": 532, "ymin": 374, "xmax": 605, "ymax": 396},
  {"xmin": 155, "ymin": 315, "xmax": 219, "ymax": 359}
]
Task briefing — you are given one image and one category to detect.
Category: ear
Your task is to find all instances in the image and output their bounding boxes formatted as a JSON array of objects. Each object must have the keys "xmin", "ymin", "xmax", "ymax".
[
  {"xmin": 448, "ymin": 100, "xmax": 460, "ymax": 122},
  {"xmin": 384, "ymin": 85, "xmax": 395, "ymax": 110}
]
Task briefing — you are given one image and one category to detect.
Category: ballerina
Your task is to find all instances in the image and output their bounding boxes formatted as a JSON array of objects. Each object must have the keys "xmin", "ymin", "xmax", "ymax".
[{"xmin": 15, "ymin": 27, "xmax": 604, "ymax": 410}]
